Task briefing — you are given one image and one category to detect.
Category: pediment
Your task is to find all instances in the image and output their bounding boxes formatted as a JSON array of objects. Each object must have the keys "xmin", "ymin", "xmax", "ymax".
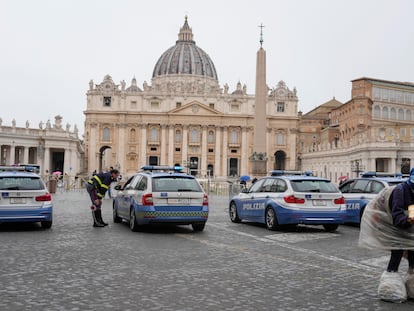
[{"xmin": 169, "ymin": 101, "xmax": 220, "ymax": 115}]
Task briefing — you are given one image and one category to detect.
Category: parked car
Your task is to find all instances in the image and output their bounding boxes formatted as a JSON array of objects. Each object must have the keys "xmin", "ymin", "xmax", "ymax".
[
  {"xmin": 113, "ymin": 166, "xmax": 208, "ymax": 232},
  {"xmin": 229, "ymin": 170, "xmax": 346, "ymax": 232},
  {"xmin": 0, "ymin": 166, "xmax": 53, "ymax": 228},
  {"xmin": 339, "ymin": 171, "xmax": 406, "ymax": 224}
]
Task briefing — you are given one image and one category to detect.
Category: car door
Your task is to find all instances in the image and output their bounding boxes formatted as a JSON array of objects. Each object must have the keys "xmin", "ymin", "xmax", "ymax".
[
  {"xmin": 118, "ymin": 176, "xmax": 140, "ymax": 218},
  {"xmin": 236, "ymin": 178, "xmax": 265, "ymax": 219},
  {"xmin": 244, "ymin": 178, "xmax": 274, "ymax": 220},
  {"xmin": 340, "ymin": 179, "xmax": 370, "ymax": 222}
]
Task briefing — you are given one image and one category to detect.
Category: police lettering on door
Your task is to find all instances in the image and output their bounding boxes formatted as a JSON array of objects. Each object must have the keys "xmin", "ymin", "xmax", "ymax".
[
  {"xmin": 346, "ymin": 202, "xmax": 360, "ymax": 210},
  {"xmin": 242, "ymin": 202, "xmax": 265, "ymax": 210}
]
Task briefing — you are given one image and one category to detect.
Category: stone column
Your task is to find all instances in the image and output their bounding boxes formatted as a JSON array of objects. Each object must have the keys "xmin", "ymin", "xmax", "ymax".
[
  {"xmin": 222, "ymin": 126, "xmax": 228, "ymax": 177},
  {"xmin": 44, "ymin": 147, "xmax": 50, "ymax": 173},
  {"xmin": 63, "ymin": 148, "xmax": 71, "ymax": 174},
  {"xmin": 214, "ymin": 126, "xmax": 221, "ymax": 178},
  {"xmin": 182, "ymin": 125, "xmax": 188, "ymax": 165},
  {"xmin": 10, "ymin": 146, "xmax": 15, "ymax": 165},
  {"xmin": 140, "ymin": 124, "xmax": 147, "ymax": 165},
  {"xmin": 23, "ymin": 146, "xmax": 29, "ymax": 164},
  {"xmin": 240, "ymin": 127, "xmax": 248, "ymax": 176},
  {"xmin": 118, "ymin": 122, "xmax": 126, "ymax": 172},
  {"xmin": 168, "ymin": 125, "xmax": 174, "ymax": 165},
  {"xmin": 390, "ymin": 156, "xmax": 397, "ymax": 174},
  {"xmin": 160, "ymin": 124, "xmax": 167, "ymax": 165},
  {"xmin": 201, "ymin": 126, "xmax": 207, "ymax": 176},
  {"xmin": 89, "ymin": 123, "xmax": 98, "ymax": 174}
]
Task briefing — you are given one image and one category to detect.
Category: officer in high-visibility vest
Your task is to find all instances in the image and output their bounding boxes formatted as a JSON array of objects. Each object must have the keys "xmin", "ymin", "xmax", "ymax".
[{"xmin": 86, "ymin": 169, "xmax": 120, "ymax": 227}]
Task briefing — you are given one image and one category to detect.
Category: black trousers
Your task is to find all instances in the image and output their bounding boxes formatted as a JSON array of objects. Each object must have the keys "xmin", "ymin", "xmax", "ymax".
[{"xmin": 387, "ymin": 250, "xmax": 414, "ymax": 272}]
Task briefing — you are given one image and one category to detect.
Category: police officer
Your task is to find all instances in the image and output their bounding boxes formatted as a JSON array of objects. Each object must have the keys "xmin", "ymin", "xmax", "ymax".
[{"xmin": 86, "ymin": 169, "xmax": 120, "ymax": 227}]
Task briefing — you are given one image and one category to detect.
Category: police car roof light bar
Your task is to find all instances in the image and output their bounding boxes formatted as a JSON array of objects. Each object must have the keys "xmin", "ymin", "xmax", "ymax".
[
  {"xmin": 140, "ymin": 165, "xmax": 184, "ymax": 173},
  {"xmin": 0, "ymin": 166, "xmax": 27, "ymax": 172},
  {"xmin": 360, "ymin": 171, "xmax": 403, "ymax": 178},
  {"xmin": 270, "ymin": 170, "xmax": 314, "ymax": 176}
]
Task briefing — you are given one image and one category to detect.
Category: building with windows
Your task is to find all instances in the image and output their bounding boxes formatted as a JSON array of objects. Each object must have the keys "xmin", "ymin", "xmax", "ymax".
[
  {"xmin": 299, "ymin": 77, "xmax": 414, "ymax": 182},
  {"xmin": 0, "ymin": 115, "xmax": 83, "ymax": 177},
  {"xmin": 84, "ymin": 17, "xmax": 299, "ymax": 178}
]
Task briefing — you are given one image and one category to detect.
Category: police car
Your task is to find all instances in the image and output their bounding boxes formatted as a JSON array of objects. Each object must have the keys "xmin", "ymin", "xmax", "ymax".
[
  {"xmin": 229, "ymin": 170, "xmax": 346, "ymax": 232},
  {"xmin": 113, "ymin": 166, "xmax": 208, "ymax": 232},
  {"xmin": 0, "ymin": 166, "xmax": 53, "ymax": 228},
  {"xmin": 339, "ymin": 171, "xmax": 406, "ymax": 224}
]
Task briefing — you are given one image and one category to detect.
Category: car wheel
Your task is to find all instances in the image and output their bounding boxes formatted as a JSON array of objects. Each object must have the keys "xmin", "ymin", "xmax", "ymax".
[
  {"xmin": 129, "ymin": 208, "xmax": 139, "ymax": 232},
  {"xmin": 265, "ymin": 207, "xmax": 279, "ymax": 231},
  {"xmin": 323, "ymin": 224, "xmax": 339, "ymax": 232},
  {"xmin": 41, "ymin": 221, "xmax": 52, "ymax": 229},
  {"xmin": 192, "ymin": 223, "xmax": 205, "ymax": 232},
  {"xmin": 229, "ymin": 202, "xmax": 241, "ymax": 223},
  {"xmin": 113, "ymin": 204, "xmax": 121, "ymax": 223}
]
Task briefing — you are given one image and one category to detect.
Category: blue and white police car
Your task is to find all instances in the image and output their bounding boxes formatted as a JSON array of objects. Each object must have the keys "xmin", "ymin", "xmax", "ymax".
[
  {"xmin": 229, "ymin": 170, "xmax": 347, "ymax": 232},
  {"xmin": 0, "ymin": 166, "xmax": 53, "ymax": 228},
  {"xmin": 113, "ymin": 166, "xmax": 208, "ymax": 232},
  {"xmin": 339, "ymin": 171, "xmax": 406, "ymax": 224}
]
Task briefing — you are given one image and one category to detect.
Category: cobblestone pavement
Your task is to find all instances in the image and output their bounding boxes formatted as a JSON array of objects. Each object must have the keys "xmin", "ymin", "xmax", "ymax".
[{"xmin": 0, "ymin": 191, "xmax": 413, "ymax": 311}]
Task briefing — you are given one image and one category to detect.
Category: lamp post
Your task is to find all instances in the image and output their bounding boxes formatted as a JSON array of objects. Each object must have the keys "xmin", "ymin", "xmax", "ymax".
[{"xmin": 351, "ymin": 160, "xmax": 365, "ymax": 177}]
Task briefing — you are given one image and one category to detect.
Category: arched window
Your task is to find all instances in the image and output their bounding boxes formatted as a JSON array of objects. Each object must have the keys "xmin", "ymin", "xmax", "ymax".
[
  {"xmin": 382, "ymin": 106, "xmax": 389, "ymax": 119},
  {"xmin": 373, "ymin": 105, "xmax": 380, "ymax": 118},
  {"xmin": 103, "ymin": 127, "xmax": 110, "ymax": 141},
  {"xmin": 406, "ymin": 110, "xmax": 412, "ymax": 121},
  {"xmin": 191, "ymin": 129, "xmax": 199, "ymax": 143},
  {"xmin": 175, "ymin": 130, "xmax": 182, "ymax": 143},
  {"xmin": 208, "ymin": 130, "xmax": 214, "ymax": 144},
  {"xmin": 398, "ymin": 109, "xmax": 404, "ymax": 120},
  {"xmin": 390, "ymin": 107, "xmax": 397, "ymax": 120}
]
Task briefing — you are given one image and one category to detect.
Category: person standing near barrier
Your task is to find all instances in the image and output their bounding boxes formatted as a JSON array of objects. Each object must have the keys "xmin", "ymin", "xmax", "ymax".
[{"xmin": 86, "ymin": 169, "xmax": 120, "ymax": 227}]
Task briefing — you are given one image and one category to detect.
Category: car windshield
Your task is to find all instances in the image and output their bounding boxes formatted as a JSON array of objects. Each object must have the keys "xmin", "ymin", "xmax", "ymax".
[
  {"xmin": 290, "ymin": 179, "xmax": 338, "ymax": 193},
  {"xmin": 152, "ymin": 177, "xmax": 202, "ymax": 192},
  {"xmin": 0, "ymin": 176, "xmax": 44, "ymax": 190}
]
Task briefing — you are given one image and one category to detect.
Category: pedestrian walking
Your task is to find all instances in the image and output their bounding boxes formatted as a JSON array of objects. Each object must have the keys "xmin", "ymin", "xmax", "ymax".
[
  {"xmin": 86, "ymin": 168, "xmax": 120, "ymax": 227},
  {"xmin": 359, "ymin": 168, "xmax": 414, "ymax": 303}
]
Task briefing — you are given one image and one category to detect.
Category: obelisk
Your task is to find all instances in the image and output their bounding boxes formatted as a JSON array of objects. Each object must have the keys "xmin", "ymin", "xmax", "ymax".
[{"xmin": 251, "ymin": 24, "xmax": 268, "ymax": 175}]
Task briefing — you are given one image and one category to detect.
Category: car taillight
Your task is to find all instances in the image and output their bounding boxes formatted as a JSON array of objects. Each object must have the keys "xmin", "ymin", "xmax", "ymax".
[
  {"xmin": 142, "ymin": 193, "xmax": 153, "ymax": 205},
  {"xmin": 203, "ymin": 194, "xmax": 208, "ymax": 206},
  {"xmin": 284, "ymin": 195, "xmax": 305, "ymax": 204},
  {"xmin": 334, "ymin": 196, "xmax": 345, "ymax": 204},
  {"xmin": 35, "ymin": 193, "xmax": 52, "ymax": 202}
]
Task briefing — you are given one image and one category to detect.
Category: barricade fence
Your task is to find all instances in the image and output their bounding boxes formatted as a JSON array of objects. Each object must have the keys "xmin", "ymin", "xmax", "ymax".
[{"xmin": 40, "ymin": 174, "xmax": 245, "ymax": 197}]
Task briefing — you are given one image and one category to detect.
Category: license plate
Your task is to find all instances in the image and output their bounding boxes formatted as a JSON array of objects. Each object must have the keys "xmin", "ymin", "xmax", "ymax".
[
  {"xmin": 10, "ymin": 197, "xmax": 26, "ymax": 204},
  {"xmin": 312, "ymin": 199, "xmax": 326, "ymax": 206},
  {"xmin": 168, "ymin": 198, "xmax": 190, "ymax": 204}
]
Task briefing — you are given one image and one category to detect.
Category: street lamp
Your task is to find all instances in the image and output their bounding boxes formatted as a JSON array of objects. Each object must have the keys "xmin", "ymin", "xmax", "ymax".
[{"xmin": 351, "ymin": 160, "xmax": 365, "ymax": 177}]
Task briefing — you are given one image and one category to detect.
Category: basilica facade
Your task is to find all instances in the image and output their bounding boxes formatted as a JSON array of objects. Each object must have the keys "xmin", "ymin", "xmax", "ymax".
[{"xmin": 84, "ymin": 17, "xmax": 299, "ymax": 178}]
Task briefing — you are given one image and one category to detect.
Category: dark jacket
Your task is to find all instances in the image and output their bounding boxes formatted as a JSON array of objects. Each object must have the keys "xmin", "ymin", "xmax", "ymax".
[
  {"xmin": 389, "ymin": 182, "xmax": 414, "ymax": 228},
  {"xmin": 88, "ymin": 172, "xmax": 114, "ymax": 199}
]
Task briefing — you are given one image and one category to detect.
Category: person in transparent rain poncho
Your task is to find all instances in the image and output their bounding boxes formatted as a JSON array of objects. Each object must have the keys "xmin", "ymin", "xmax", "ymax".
[{"xmin": 359, "ymin": 168, "xmax": 414, "ymax": 303}]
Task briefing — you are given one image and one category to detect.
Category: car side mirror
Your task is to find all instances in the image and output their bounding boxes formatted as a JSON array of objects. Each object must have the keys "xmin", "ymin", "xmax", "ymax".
[{"xmin": 114, "ymin": 184, "xmax": 122, "ymax": 191}]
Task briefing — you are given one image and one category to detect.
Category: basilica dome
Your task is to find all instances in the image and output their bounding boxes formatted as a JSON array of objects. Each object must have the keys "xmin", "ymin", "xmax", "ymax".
[{"xmin": 152, "ymin": 17, "xmax": 218, "ymax": 81}]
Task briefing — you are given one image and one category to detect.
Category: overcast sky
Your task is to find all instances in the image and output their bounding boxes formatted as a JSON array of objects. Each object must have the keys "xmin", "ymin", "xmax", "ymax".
[{"xmin": 1, "ymin": 0, "xmax": 413, "ymax": 135}]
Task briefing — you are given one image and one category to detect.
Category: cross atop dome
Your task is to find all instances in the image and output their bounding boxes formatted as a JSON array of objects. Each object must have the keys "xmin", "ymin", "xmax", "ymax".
[{"xmin": 178, "ymin": 15, "xmax": 194, "ymax": 42}]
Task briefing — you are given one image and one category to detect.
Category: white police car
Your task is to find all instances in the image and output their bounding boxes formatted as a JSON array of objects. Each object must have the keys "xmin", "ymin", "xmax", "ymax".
[
  {"xmin": 0, "ymin": 166, "xmax": 53, "ymax": 228},
  {"xmin": 339, "ymin": 172, "xmax": 406, "ymax": 224},
  {"xmin": 229, "ymin": 170, "xmax": 346, "ymax": 232},
  {"xmin": 113, "ymin": 166, "xmax": 208, "ymax": 232}
]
